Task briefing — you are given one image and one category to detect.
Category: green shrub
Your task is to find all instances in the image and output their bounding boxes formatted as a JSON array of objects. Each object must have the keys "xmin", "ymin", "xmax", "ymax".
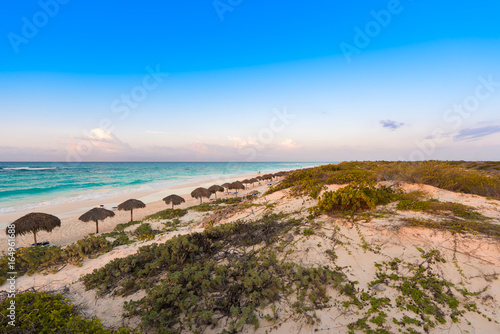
[
  {"xmin": 315, "ymin": 183, "xmax": 398, "ymax": 215},
  {"xmin": 114, "ymin": 221, "xmax": 142, "ymax": 232},
  {"xmin": 402, "ymin": 217, "xmax": 500, "ymax": 238},
  {"xmin": 189, "ymin": 203, "xmax": 214, "ymax": 212},
  {"xmin": 396, "ymin": 199, "xmax": 486, "ymax": 221},
  {"xmin": 145, "ymin": 209, "xmax": 187, "ymax": 221},
  {"xmin": 212, "ymin": 197, "xmax": 242, "ymax": 205},
  {"xmin": 0, "ymin": 291, "xmax": 133, "ymax": 333},
  {"xmin": 0, "ymin": 234, "xmax": 130, "ymax": 284},
  {"xmin": 268, "ymin": 161, "xmax": 500, "ymax": 199},
  {"xmin": 134, "ymin": 223, "xmax": 154, "ymax": 237},
  {"xmin": 0, "ymin": 246, "xmax": 65, "ymax": 283},
  {"xmin": 64, "ymin": 235, "xmax": 114, "ymax": 265}
]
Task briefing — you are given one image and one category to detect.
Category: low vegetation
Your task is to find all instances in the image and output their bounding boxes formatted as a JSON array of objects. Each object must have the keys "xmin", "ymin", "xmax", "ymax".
[
  {"xmin": 268, "ymin": 161, "xmax": 500, "ymax": 199},
  {"xmin": 402, "ymin": 217, "xmax": 500, "ymax": 239},
  {"xmin": 348, "ymin": 249, "xmax": 486, "ymax": 334},
  {"xmin": 0, "ymin": 234, "xmax": 130, "ymax": 284},
  {"xmin": 313, "ymin": 182, "xmax": 398, "ymax": 216},
  {"xmin": 82, "ymin": 215, "xmax": 351, "ymax": 332},
  {"xmin": 396, "ymin": 198, "xmax": 487, "ymax": 221},
  {"xmin": 144, "ymin": 209, "xmax": 187, "ymax": 221},
  {"xmin": 189, "ymin": 197, "xmax": 243, "ymax": 212},
  {"xmin": 0, "ymin": 291, "xmax": 133, "ymax": 333}
]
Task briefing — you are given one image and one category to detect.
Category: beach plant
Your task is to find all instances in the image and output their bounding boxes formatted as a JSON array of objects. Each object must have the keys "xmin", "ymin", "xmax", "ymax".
[
  {"xmin": 81, "ymin": 214, "xmax": 359, "ymax": 333},
  {"xmin": 114, "ymin": 220, "xmax": 142, "ymax": 232},
  {"xmin": 268, "ymin": 161, "xmax": 500, "ymax": 199},
  {"xmin": 402, "ymin": 217, "xmax": 500, "ymax": 238},
  {"xmin": 314, "ymin": 182, "xmax": 398, "ymax": 216},
  {"xmin": 144, "ymin": 209, "xmax": 187, "ymax": 221},
  {"xmin": 396, "ymin": 198, "xmax": 487, "ymax": 221},
  {"xmin": 0, "ymin": 291, "xmax": 134, "ymax": 333},
  {"xmin": 63, "ymin": 235, "xmax": 114, "ymax": 265},
  {"xmin": 0, "ymin": 234, "xmax": 130, "ymax": 284}
]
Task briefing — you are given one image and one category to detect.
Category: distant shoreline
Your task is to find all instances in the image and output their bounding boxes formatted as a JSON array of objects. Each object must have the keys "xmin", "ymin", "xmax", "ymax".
[{"xmin": 0, "ymin": 162, "xmax": 324, "ymax": 225}]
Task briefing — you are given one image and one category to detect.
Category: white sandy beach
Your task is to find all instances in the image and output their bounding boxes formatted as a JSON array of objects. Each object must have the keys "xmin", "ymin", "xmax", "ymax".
[
  {"xmin": 0, "ymin": 171, "xmax": 271, "ymax": 248},
  {"xmin": 2, "ymin": 180, "xmax": 500, "ymax": 333}
]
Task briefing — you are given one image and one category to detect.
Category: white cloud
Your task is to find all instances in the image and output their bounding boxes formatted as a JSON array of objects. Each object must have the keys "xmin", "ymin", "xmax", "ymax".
[
  {"xmin": 279, "ymin": 138, "xmax": 301, "ymax": 149},
  {"xmin": 228, "ymin": 136, "xmax": 259, "ymax": 148},
  {"xmin": 88, "ymin": 128, "xmax": 114, "ymax": 141}
]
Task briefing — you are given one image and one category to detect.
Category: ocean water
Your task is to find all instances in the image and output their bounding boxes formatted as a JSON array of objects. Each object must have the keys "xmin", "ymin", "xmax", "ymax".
[{"xmin": 0, "ymin": 162, "xmax": 326, "ymax": 215}]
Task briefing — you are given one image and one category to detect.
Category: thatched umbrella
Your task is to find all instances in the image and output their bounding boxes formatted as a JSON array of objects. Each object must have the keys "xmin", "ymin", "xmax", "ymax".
[
  {"xmin": 191, "ymin": 187, "xmax": 211, "ymax": 204},
  {"xmin": 118, "ymin": 199, "xmax": 146, "ymax": 222},
  {"xmin": 79, "ymin": 208, "xmax": 115, "ymax": 234},
  {"xmin": 221, "ymin": 182, "xmax": 231, "ymax": 194},
  {"xmin": 262, "ymin": 174, "xmax": 273, "ymax": 182},
  {"xmin": 7, "ymin": 212, "xmax": 61, "ymax": 246},
  {"xmin": 249, "ymin": 177, "xmax": 259, "ymax": 187},
  {"xmin": 163, "ymin": 194, "xmax": 185, "ymax": 209},
  {"xmin": 241, "ymin": 179, "xmax": 252, "ymax": 189},
  {"xmin": 229, "ymin": 181, "xmax": 245, "ymax": 197},
  {"xmin": 208, "ymin": 185, "xmax": 224, "ymax": 199}
]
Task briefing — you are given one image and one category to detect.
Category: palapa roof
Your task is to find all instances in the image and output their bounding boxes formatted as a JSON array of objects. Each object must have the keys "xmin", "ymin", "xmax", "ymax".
[
  {"xmin": 221, "ymin": 183, "xmax": 231, "ymax": 188},
  {"xmin": 6, "ymin": 212, "xmax": 61, "ymax": 236},
  {"xmin": 229, "ymin": 181, "xmax": 245, "ymax": 190},
  {"xmin": 79, "ymin": 207, "xmax": 115, "ymax": 223},
  {"xmin": 163, "ymin": 194, "xmax": 185, "ymax": 205},
  {"xmin": 118, "ymin": 199, "xmax": 146, "ymax": 211},
  {"xmin": 208, "ymin": 185, "xmax": 224, "ymax": 193},
  {"xmin": 191, "ymin": 187, "xmax": 211, "ymax": 199}
]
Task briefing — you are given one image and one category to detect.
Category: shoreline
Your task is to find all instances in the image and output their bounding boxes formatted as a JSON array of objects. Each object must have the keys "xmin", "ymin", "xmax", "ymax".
[
  {"xmin": 0, "ymin": 166, "xmax": 301, "ymax": 226},
  {"xmin": 0, "ymin": 171, "xmax": 280, "ymax": 248}
]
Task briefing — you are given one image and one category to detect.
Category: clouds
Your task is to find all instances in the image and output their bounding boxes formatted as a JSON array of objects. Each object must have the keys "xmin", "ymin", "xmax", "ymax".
[
  {"xmin": 454, "ymin": 125, "xmax": 500, "ymax": 141},
  {"xmin": 380, "ymin": 120, "xmax": 405, "ymax": 131},
  {"xmin": 278, "ymin": 139, "xmax": 302, "ymax": 149}
]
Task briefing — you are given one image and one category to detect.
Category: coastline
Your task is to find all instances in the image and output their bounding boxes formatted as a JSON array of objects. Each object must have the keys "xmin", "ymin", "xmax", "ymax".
[
  {"xmin": 0, "ymin": 169, "xmax": 289, "ymax": 245},
  {"xmin": 0, "ymin": 163, "xmax": 322, "ymax": 224}
]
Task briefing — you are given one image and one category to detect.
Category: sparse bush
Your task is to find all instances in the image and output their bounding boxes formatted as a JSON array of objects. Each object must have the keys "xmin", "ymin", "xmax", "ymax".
[
  {"xmin": 315, "ymin": 183, "xmax": 398, "ymax": 215},
  {"xmin": 396, "ymin": 199, "xmax": 486, "ymax": 221},
  {"xmin": 114, "ymin": 221, "xmax": 142, "ymax": 232},
  {"xmin": 268, "ymin": 161, "xmax": 500, "ymax": 199},
  {"xmin": 145, "ymin": 209, "xmax": 187, "ymax": 221},
  {"xmin": 402, "ymin": 217, "xmax": 500, "ymax": 238},
  {"xmin": 0, "ymin": 291, "xmax": 133, "ymax": 333}
]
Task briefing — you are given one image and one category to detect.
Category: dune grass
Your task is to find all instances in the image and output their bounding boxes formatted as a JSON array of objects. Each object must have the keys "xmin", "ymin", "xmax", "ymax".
[{"xmin": 268, "ymin": 161, "xmax": 500, "ymax": 200}]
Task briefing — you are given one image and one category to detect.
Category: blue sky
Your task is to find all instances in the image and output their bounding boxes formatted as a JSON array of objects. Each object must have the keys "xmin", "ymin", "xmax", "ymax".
[{"xmin": 1, "ymin": 0, "xmax": 500, "ymax": 161}]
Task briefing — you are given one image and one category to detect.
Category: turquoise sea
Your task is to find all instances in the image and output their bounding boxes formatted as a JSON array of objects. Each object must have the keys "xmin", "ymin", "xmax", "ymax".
[{"xmin": 0, "ymin": 162, "xmax": 327, "ymax": 214}]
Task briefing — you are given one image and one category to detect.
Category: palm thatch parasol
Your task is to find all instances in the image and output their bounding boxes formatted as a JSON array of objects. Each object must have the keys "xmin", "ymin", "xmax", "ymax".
[
  {"xmin": 163, "ymin": 194, "xmax": 185, "ymax": 209},
  {"xmin": 249, "ymin": 177, "xmax": 259, "ymax": 187},
  {"xmin": 221, "ymin": 183, "xmax": 231, "ymax": 192},
  {"xmin": 6, "ymin": 212, "xmax": 61, "ymax": 246},
  {"xmin": 262, "ymin": 174, "xmax": 273, "ymax": 181},
  {"xmin": 79, "ymin": 207, "xmax": 115, "ymax": 234},
  {"xmin": 191, "ymin": 187, "xmax": 211, "ymax": 204},
  {"xmin": 229, "ymin": 181, "xmax": 245, "ymax": 197},
  {"xmin": 241, "ymin": 179, "xmax": 252, "ymax": 189},
  {"xmin": 118, "ymin": 199, "xmax": 146, "ymax": 222},
  {"xmin": 208, "ymin": 185, "xmax": 224, "ymax": 199}
]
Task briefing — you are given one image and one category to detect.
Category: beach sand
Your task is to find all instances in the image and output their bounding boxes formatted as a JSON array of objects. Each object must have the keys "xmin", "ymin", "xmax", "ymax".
[
  {"xmin": 0, "ymin": 172, "xmax": 269, "ymax": 248},
  {"xmin": 1, "ymin": 180, "xmax": 500, "ymax": 333}
]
